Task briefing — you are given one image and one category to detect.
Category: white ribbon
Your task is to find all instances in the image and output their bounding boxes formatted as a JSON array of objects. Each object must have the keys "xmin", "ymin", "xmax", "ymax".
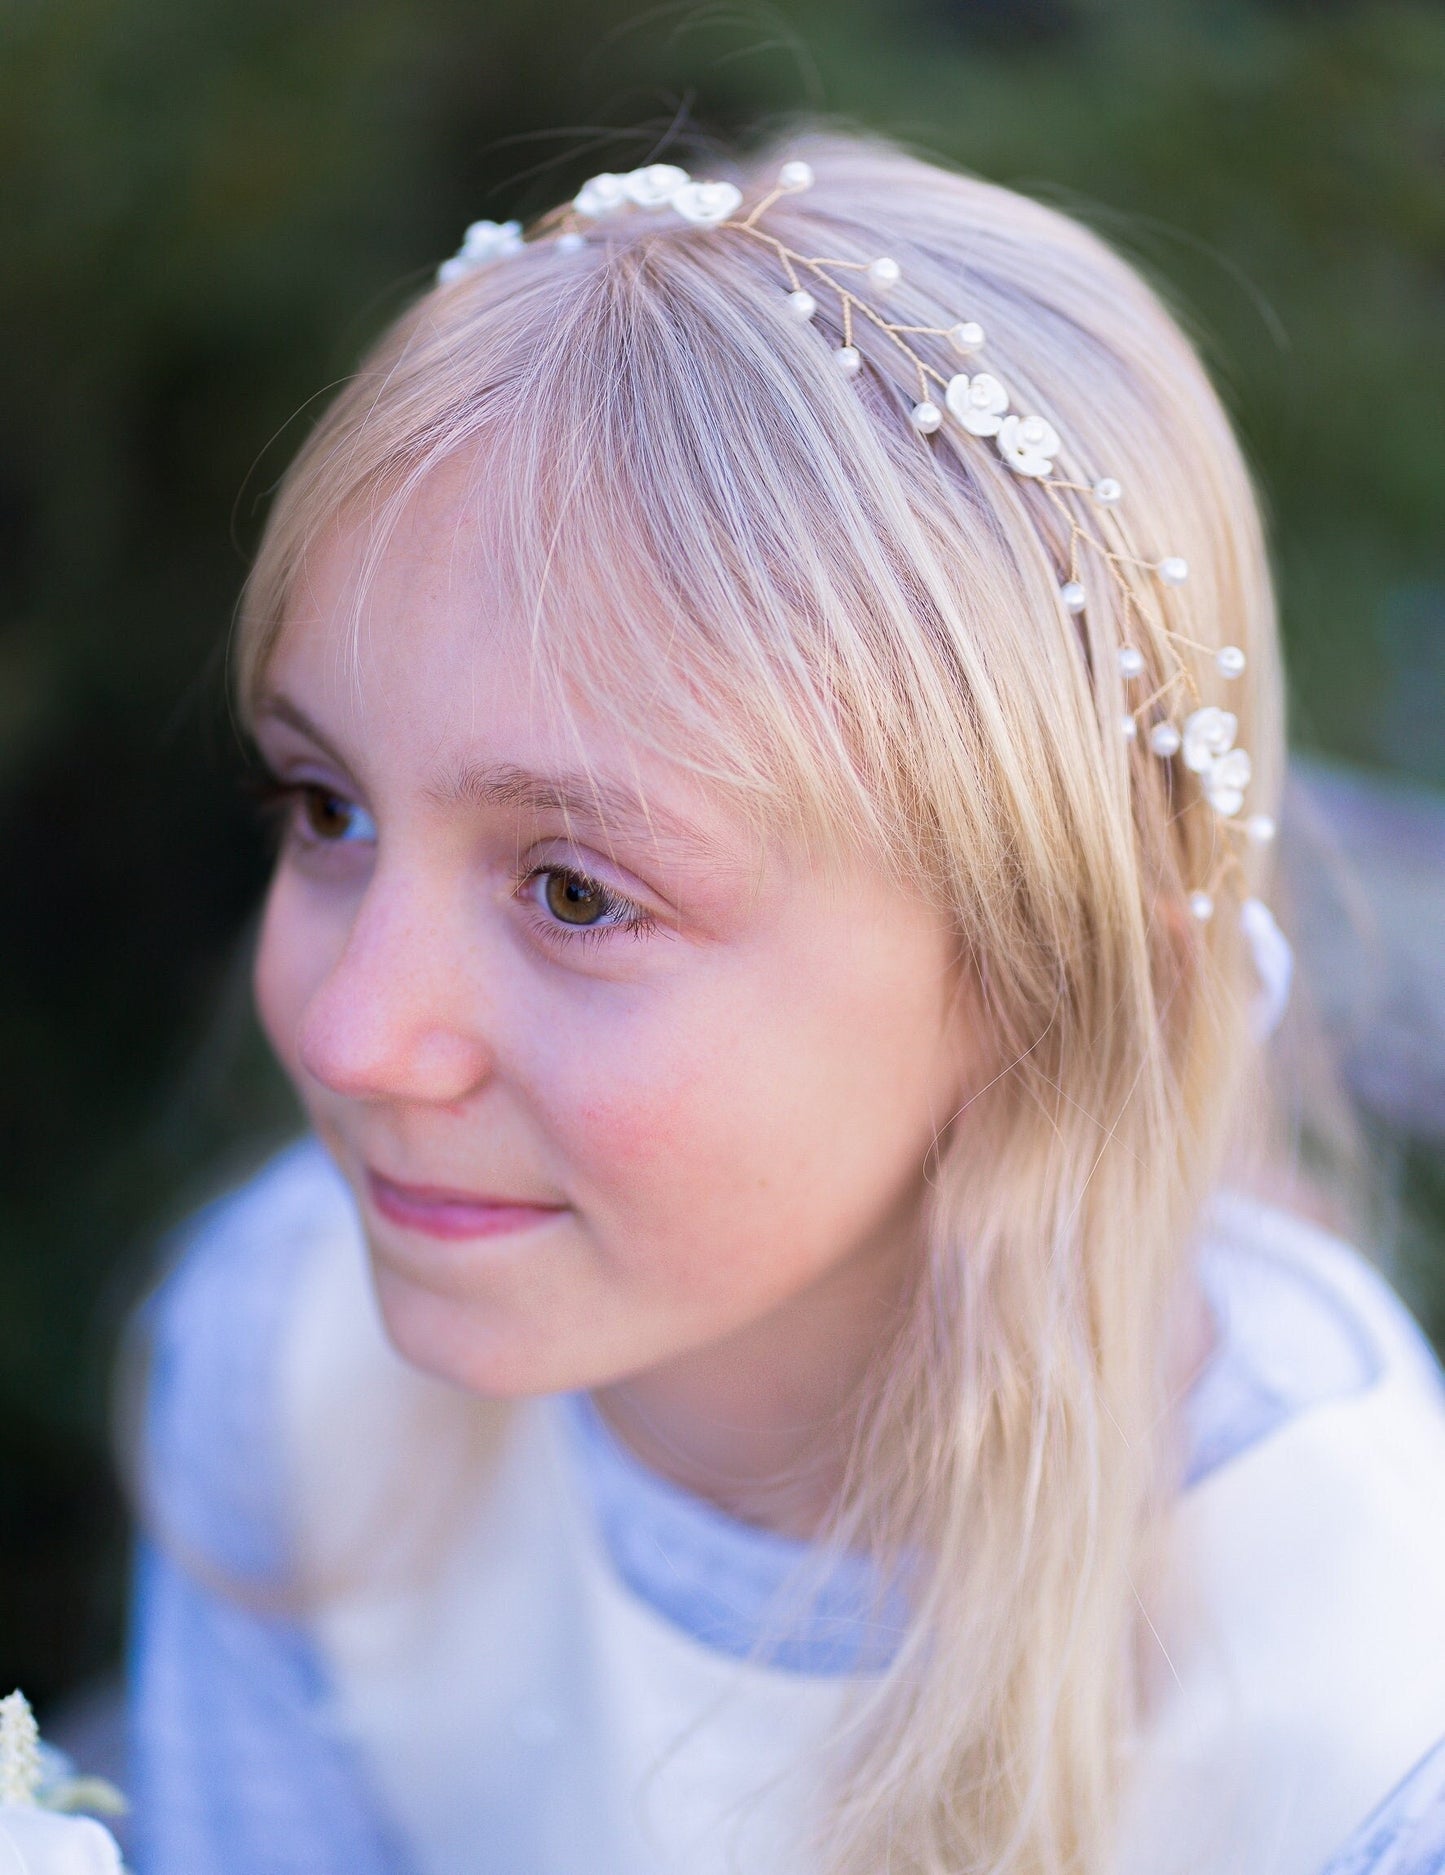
[{"xmin": 1240, "ymin": 896, "xmax": 1294, "ymax": 1040}]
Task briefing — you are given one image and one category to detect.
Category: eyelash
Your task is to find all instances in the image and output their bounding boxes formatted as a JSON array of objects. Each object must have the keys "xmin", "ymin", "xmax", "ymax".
[
  {"xmin": 246, "ymin": 775, "xmax": 658, "ymax": 950},
  {"xmin": 517, "ymin": 865, "xmax": 658, "ymax": 950}
]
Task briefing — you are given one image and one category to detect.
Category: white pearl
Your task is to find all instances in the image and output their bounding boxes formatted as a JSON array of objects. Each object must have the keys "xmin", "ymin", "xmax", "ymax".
[
  {"xmin": 1121, "ymin": 714, "xmax": 1138, "ymax": 740},
  {"xmin": 1148, "ymin": 722, "xmax": 1182, "ymax": 757},
  {"xmin": 1117, "ymin": 646, "xmax": 1145, "ymax": 678},
  {"xmin": 1216, "ymin": 644, "xmax": 1246, "ymax": 678},
  {"xmin": 1157, "ymin": 555, "xmax": 1189, "ymax": 585},
  {"xmin": 1188, "ymin": 891, "xmax": 1215, "ymax": 922},
  {"xmin": 1244, "ymin": 813, "xmax": 1277, "ymax": 844},
  {"xmin": 556, "ymin": 231, "xmax": 586, "ymax": 254},
  {"xmin": 787, "ymin": 289, "xmax": 817, "ymax": 320},
  {"xmin": 910, "ymin": 400, "xmax": 943, "ymax": 434},
  {"xmin": 1060, "ymin": 581, "xmax": 1087, "ymax": 613},
  {"xmin": 1093, "ymin": 477, "xmax": 1123, "ymax": 503},
  {"xmin": 834, "ymin": 345, "xmax": 862, "ymax": 375},
  {"xmin": 948, "ymin": 321, "xmax": 985, "ymax": 354},
  {"xmin": 778, "ymin": 160, "xmax": 814, "ymax": 191},
  {"xmin": 868, "ymin": 256, "xmax": 901, "ymax": 290}
]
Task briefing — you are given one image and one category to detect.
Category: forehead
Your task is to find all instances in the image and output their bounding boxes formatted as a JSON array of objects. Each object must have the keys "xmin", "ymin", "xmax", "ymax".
[
  {"xmin": 285, "ymin": 452, "xmax": 515, "ymax": 653},
  {"xmin": 266, "ymin": 457, "xmax": 769, "ymax": 871}
]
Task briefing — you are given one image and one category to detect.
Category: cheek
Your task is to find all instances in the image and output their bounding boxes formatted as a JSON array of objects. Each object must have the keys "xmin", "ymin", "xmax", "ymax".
[
  {"xmin": 561, "ymin": 1018, "xmax": 726, "ymax": 1171},
  {"xmin": 536, "ymin": 977, "xmax": 895, "ymax": 1254},
  {"xmin": 529, "ymin": 925, "xmax": 970, "ymax": 1316}
]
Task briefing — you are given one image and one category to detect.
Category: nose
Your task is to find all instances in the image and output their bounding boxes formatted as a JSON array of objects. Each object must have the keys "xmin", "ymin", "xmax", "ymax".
[{"xmin": 294, "ymin": 867, "xmax": 496, "ymax": 1107}]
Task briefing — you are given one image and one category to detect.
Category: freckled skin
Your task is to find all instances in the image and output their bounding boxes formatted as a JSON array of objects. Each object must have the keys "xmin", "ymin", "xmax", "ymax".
[{"xmin": 251, "ymin": 455, "xmax": 983, "ymax": 1529}]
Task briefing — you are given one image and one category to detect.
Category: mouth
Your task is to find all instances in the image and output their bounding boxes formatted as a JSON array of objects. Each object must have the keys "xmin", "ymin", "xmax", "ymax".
[{"xmin": 364, "ymin": 1168, "xmax": 569, "ymax": 1241}]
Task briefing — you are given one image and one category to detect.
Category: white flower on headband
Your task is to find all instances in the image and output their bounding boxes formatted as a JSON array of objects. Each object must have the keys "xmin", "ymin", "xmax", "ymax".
[
  {"xmin": 1181, "ymin": 707, "xmax": 1251, "ymax": 816},
  {"xmin": 570, "ymin": 165, "xmax": 744, "ymax": 227},
  {"xmin": 1202, "ymin": 747, "xmax": 1252, "ymax": 817},
  {"xmin": 625, "ymin": 163, "xmax": 691, "ymax": 208},
  {"xmin": 670, "ymin": 180, "xmax": 744, "ymax": 225},
  {"xmin": 996, "ymin": 413, "xmax": 1060, "ymax": 478},
  {"xmin": 945, "ymin": 373, "xmax": 1009, "ymax": 436},
  {"xmin": 1182, "ymin": 706, "xmax": 1237, "ymax": 773},
  {"xmin": 574, "ymin": 172, "xmax": 630, "ymax": 217},
  {"xmin": 436, "ymin": 218, "xmax": 523, "ymax": 283}
]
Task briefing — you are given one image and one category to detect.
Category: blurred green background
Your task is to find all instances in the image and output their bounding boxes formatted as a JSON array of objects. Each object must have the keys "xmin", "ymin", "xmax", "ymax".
[{"xmin": 2, "ymin": 0, "xmax": 1442, "ymax": 1717}]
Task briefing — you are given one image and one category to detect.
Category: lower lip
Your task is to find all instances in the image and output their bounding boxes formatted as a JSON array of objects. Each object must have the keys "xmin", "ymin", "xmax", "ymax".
[{"xmin": 366, "ymin": 1171, "xmax": 567, "ymax": 1241}]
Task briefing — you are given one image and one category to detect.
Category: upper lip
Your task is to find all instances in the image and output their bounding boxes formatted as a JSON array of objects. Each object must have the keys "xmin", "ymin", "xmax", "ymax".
[{"xmin": 365, "ymin": 1167, "xmax": 565, "ymax": 1209}]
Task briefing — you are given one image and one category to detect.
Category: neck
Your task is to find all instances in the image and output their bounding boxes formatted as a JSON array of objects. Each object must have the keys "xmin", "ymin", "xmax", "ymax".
[
  {"xmin": 591, "ymin": 1254, "xmax": 1222, "ymax": 1541},
  {"xmin": 589, "ymin": 1220, "xmax": 918, "ymax": 1540}
]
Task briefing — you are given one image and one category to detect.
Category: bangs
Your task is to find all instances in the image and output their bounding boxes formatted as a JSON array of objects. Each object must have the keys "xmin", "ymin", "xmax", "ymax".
[{"xmin": 238, "ymin": 216, "xmax": 1012, "ymax": 884}]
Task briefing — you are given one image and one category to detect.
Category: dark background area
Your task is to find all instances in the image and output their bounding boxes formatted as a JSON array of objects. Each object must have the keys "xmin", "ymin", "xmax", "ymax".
[{"xmin": 2, "ymin": 0, "xmax": 1442, "ymax": 1718}]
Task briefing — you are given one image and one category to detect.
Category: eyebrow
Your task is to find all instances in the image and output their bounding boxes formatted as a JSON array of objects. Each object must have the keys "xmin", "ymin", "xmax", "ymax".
[{"xmin": 253, "ymin": 692, "xmax": 723, "ymax": 863}]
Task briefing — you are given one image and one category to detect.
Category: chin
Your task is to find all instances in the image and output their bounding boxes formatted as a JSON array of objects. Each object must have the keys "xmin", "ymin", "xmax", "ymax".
[{"xmin": 368, "ymin": 1258, "xmax": 589, "ymax": 1401}]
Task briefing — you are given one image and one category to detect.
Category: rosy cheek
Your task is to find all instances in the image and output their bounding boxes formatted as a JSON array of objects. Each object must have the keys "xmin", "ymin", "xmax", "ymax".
[
  {"xmin": 564, "ymin": 1025, "xmax": 728, "ymax": 1171},
  {"xmin": 572, "ymin": 1078, "xmax": 695, "ymax": 1169}
]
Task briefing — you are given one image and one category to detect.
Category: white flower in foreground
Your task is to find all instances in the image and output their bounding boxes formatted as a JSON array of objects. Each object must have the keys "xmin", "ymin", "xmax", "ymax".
[
  {"xmin": 0, "ymin": 1693, "xmax": 39, "ymax": 1806},
  {"xmin": 0, "ymin": 1694, "xmax": 126, "ymax": 1873},
  {"xmin": 0, "ymin": 1804, "xmax": 125, "ymax": 1874}
]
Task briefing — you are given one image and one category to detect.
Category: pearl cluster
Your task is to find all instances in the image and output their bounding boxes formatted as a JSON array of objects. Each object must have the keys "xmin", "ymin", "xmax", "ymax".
[{"xmin": 432, "ymin": 156, "xmax": 1289, "ymax": 989}]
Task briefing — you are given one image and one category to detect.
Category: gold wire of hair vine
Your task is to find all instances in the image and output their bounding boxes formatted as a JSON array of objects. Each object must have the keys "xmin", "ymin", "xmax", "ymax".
[{"xmin": 438, "ymin": 158, "xmax": 1281, "ymax": 929}]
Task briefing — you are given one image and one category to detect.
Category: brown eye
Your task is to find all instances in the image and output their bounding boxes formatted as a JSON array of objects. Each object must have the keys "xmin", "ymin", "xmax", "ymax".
[
  {"xmin": 542, "ymin": 869, "xmax": 612, "ymax": 926},
  {"xmin": 300, "ymin": 786, "xmax": 366, "ymax": 842}
]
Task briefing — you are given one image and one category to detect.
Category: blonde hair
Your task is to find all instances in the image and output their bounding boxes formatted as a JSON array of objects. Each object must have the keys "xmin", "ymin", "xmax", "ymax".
[{"xmin": 233, "ymin": 125, "xmax": 1286, "ymax": 1875}]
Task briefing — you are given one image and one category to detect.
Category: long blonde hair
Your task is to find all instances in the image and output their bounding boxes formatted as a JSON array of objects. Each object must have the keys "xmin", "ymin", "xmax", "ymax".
[{"xmin": 233, "ymin": 125, "xmax": 1285, "ymax": 1875}]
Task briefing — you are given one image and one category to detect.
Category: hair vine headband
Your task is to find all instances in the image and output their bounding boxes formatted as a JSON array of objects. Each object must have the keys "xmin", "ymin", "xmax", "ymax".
[{"xmin": 436, "ymin": 159, "xmax": 1294, "ymax": 1039}]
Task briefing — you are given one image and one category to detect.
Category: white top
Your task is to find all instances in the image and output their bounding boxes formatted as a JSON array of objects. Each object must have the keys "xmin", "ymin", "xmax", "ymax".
[{"xmin": 127, "ymin": 1140, "xmax": 1445, "ymax": 1875}]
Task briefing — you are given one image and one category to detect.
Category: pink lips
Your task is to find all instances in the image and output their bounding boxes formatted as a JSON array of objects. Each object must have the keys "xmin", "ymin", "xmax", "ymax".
[{"xmin": 365, "ymin": 1169, "xmax": 567, "ymax": 1241}]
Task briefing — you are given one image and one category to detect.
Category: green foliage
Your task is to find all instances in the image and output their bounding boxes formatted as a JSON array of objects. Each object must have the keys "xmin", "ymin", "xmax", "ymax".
[{"xmin": 0, "ymin": 0, "xmax": 1441, "ymax": 1706}]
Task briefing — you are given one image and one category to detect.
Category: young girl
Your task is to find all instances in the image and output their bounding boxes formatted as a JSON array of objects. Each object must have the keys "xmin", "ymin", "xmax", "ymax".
[{"xmin": 124, "ymin": 128, "xmax": 1445, "ymax": 1875}]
